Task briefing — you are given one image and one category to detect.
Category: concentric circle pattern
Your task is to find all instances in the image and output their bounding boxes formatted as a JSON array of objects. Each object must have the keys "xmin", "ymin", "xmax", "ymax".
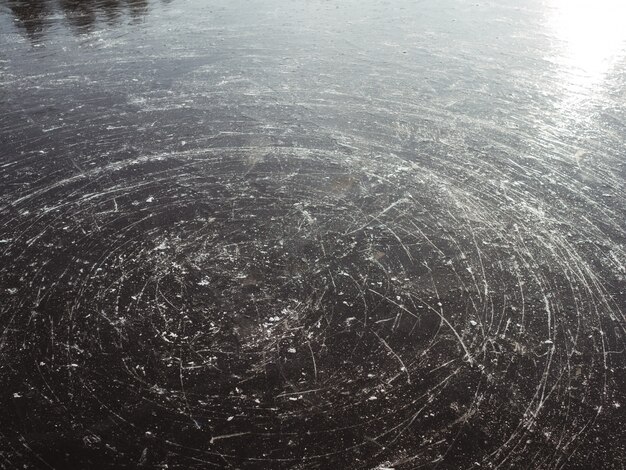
[{"xmin": 1, "ymin": 0, "xmax": 625, "ymax": 468}]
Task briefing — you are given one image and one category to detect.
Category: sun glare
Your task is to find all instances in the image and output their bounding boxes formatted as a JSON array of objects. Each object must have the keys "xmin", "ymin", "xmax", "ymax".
[{"xmin": 548, "ymin": 0, "xmax": 626, "ymax": 89}]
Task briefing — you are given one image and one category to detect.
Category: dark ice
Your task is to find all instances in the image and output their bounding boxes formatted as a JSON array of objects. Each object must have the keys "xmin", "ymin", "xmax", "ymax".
[{"xmin": 1, "ymin": 0, "xmax": 625, "ymax": 468}]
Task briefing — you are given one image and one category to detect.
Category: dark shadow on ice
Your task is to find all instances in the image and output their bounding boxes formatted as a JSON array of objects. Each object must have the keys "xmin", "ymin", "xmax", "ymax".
[{"xmin": 1, "ymin": 0, "xmax": 151, "ymax": 40}]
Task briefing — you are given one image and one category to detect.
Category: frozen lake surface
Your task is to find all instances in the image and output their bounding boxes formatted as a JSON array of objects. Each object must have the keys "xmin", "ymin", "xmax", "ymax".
[{"xmin": 1, "ymin": 0, "xmax": 625, "ymax": 468}]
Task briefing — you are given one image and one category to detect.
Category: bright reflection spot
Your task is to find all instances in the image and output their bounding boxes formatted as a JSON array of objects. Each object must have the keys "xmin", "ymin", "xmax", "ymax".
[{"xmin": 548, "ymin": 0, "xmax": 626, "ymax": 90}]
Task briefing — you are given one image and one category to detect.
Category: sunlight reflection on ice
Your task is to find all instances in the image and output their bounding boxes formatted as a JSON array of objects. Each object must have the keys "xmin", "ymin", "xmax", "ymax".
[{"xmin": 547, "ymin": 0, "xmax": 626, "ymax": 91}]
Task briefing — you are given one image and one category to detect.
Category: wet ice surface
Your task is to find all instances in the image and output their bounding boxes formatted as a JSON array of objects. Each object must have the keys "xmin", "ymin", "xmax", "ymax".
[{"xmin": 1, "ymin": 0, "xmax": 626, "ymax": 468}]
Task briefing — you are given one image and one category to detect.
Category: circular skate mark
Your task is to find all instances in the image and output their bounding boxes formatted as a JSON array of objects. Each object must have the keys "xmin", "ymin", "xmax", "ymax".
[
  {"xmin": 1, "ymin": 1, "xmax": 625, "ymax": 468},
  {"xmin": 2, "ymin": 136, "xmax": 624, "ymax": 468}
]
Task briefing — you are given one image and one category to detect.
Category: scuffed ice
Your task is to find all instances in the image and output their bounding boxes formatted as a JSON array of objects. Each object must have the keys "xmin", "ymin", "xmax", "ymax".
[{"xmin": 0, "ymin": 0, "xmax": 625, "ymax": 468}]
